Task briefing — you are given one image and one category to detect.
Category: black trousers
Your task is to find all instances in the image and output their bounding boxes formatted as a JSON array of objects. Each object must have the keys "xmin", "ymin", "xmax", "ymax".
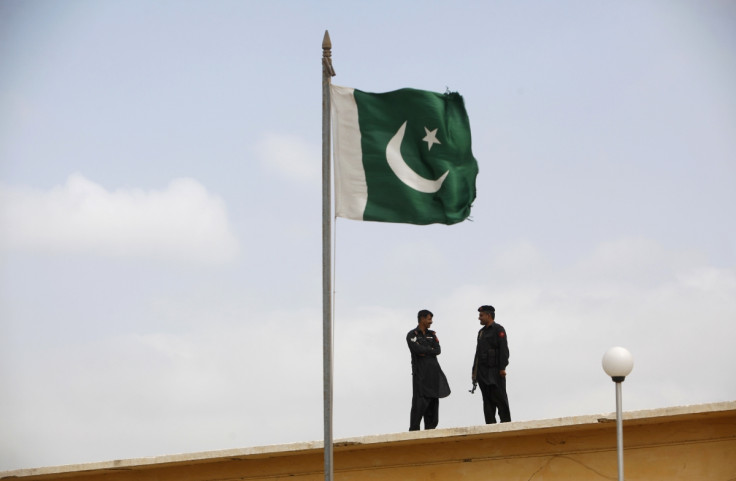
[
  {"xmin": 409, "ymin": 394, "xmax": 439, "ymax": 431},
  {"xmin": 478, "ymin": 378, "xmax": 511, "ymax": 423}
]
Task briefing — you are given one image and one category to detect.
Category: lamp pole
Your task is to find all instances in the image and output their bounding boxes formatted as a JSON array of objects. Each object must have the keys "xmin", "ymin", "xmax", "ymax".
[{"xmin": 602, "ymin": 347, "xmax": 634, "ymax": 481}]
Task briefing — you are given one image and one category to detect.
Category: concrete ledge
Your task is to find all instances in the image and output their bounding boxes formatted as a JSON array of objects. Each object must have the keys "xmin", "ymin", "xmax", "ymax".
[{"xmin": 3, "ymin": 401, "xmax": 735, "ymax": 480}]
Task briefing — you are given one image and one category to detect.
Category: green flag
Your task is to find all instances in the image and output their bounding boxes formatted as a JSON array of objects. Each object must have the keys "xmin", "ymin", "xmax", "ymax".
[{"xmin": 331, "ymin": 85, "xmax": 478, "ymax": 225}]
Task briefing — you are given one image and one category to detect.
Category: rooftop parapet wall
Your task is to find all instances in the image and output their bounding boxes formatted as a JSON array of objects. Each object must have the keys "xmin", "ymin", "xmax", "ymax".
[{"xmin": 3, "ymin": 401, "xmax": 735, "ymax": 481}]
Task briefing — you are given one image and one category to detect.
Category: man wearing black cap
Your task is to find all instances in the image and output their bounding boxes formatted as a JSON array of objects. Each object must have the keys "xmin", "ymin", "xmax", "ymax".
[
  {"xmin": 472, "ymin": 305, "xmax": 511, "ymax": 423},
  {"xmin": 407, "ymin": 309, "xmax": 451, "ymax": 430}
]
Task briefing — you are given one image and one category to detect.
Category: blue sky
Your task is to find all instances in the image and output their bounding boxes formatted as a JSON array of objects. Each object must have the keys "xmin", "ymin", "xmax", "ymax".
[{"xmin": 1, "ymin": 0, "xmax": 735, "ymax": 471}]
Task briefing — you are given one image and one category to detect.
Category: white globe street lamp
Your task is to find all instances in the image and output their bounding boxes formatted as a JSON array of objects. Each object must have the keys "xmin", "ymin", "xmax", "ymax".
[{"xmin": 602, "ymin": 347, "xmax": 634, "ymax": 481}]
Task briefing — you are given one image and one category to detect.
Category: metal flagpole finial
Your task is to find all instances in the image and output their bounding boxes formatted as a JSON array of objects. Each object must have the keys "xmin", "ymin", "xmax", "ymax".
[{"xmin": 322, "ymin": 30, "xmax": 336, "ymax": 77}]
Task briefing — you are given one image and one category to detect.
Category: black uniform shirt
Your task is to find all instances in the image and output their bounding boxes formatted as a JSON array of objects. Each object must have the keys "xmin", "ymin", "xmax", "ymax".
[
  {"xmin": 472, "ymin": 322, "xmax": 510, "ymax": 386},
  {"xmin": 406, "ymin": 328, "xmax": 451, "ymax": 398}
]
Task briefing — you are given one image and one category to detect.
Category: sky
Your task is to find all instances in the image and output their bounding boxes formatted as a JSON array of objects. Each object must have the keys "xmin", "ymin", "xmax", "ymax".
[{"xmin": 1, "ymin": 0, "xmax": 735, "ymax": 472}]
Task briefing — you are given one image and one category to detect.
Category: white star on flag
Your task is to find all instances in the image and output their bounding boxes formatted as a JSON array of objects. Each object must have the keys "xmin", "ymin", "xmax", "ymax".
[{"xmin": 422, "ymin": 127, "xmax": 441, "ymax": 151}]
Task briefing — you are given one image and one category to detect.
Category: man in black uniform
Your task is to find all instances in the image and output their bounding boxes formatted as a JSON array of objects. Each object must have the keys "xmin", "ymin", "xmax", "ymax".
[
  {"xmin": 472, "ymin": 305, "xmax": 511, "ymax": 423},
  {"xmin": 406, "ymin": 309, "xmax": 451, "ymax": 431}
]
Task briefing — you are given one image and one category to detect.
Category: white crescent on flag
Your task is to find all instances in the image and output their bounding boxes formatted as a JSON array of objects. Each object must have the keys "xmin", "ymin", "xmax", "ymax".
[{"xmin": 386, "ymin": 121, "xmax": 449, "ymax": 194}]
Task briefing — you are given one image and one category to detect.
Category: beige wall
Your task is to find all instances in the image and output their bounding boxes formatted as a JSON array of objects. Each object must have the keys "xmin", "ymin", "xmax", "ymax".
[{"xmin": 3, "ymin": 401, "xmax": 735, "ymax": 481}]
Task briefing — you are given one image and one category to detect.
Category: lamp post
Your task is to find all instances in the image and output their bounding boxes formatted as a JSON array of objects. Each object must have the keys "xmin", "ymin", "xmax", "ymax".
[{"xmin": 602, "ymin": 346, "xmax": 634, "ymax": 481}]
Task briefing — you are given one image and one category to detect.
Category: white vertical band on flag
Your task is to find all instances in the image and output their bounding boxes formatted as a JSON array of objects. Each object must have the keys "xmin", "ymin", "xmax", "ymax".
[{"xmin": 331, "ymin": 85, "xmax": 367, "ymax": 221}]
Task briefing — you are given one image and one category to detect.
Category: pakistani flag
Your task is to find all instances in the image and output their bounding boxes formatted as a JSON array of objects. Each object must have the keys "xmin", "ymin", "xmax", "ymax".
[{"xmin": 331, "ymin": 84, "xmax": 478, "ymax": 225}]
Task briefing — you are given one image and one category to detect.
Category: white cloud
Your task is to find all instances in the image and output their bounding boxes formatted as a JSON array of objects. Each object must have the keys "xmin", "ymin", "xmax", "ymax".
[
  {"xmin": 257, "ymin": 133, "xmax": 320, "ymax": 182},
  {"xmin": 0, "ymin": 307, "xmax": 325, "ymax": 467},
  {"xmin": 2, "ymin": 238, "xmax": 734, "ymax": 469},
  {"xmin": 0, "ymin": 174, "xmax": 239, "ymax": 265},
  {"xmin": 332, "ymin": 237, "xmax": 736, "ymax": 427}
]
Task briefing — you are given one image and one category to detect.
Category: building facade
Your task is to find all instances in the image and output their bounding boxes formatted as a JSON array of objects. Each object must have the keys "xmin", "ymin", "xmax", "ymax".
[{"xmin": 3, "ymin": 402, "xmax": 735, "ymax": 481}]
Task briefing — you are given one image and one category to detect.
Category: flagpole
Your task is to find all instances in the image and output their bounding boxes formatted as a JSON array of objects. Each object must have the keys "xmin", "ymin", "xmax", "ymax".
[{"xmin": 321, "ymin": 29, "xmax": 336, "ymax": 481}]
